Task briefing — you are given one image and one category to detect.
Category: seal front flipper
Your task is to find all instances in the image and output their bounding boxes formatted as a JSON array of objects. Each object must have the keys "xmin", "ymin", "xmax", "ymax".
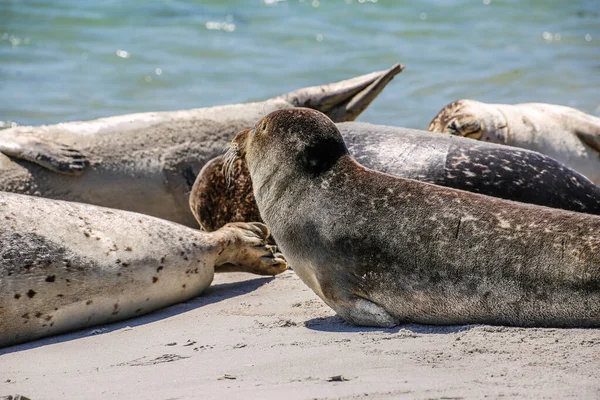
[
  {"xmin": 214, "ymin": 222, "xmax": 287, "ymax": 276},
  {"xmin": 0, "ymin": 131, "xmax": 89, "ymax": 175},
  {"xmin": 337, "ymin": 296, "xmax": 397, "ymax": 328},
  {"xmin": 575, "ymin": 127, "xmax": 600, "ymax": 155}
]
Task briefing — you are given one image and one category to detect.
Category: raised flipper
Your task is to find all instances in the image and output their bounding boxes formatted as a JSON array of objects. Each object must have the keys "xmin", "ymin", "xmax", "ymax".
[
  {"xmin": 0, "ymin": 131, "xmax": 89, "ymax": 175},
  {"xmin": 214, "ymin": 222, "xmax": 287, "ymax": 276},
  {"xmin": 278, "ymin": 63, "xmax": 405, "ymax": 123}
]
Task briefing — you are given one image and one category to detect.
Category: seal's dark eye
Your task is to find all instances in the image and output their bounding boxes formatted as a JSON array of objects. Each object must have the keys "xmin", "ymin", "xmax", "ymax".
[{"xmin": 261, "ymin": 123, "xmax": 266, "ymax": 131}]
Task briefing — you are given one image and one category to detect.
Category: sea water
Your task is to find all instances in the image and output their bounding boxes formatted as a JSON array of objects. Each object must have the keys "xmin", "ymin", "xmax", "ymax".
[{"xmin": 1, "ymin": 0, "xmax": 598, "ymax": 129}]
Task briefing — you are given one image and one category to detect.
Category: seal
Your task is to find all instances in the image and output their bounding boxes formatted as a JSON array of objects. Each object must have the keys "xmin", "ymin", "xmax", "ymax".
[
  {"xmin": 191, "ymin": 122, "xmax": 600, "ymax": 232},
  {"xmin": 227, "ymin": 108, "xmax": 600, "ymax": 328},
  {"xmin": 428, "ymin": 99, "xmax": 600, "ymax": 185},
  {"xmin": 0, "ymin": 64, "xmax": 403, "ymax": 227},
  {"xmin": 0, "ymin": 192, "xmax": 286, "ymax": 348}
]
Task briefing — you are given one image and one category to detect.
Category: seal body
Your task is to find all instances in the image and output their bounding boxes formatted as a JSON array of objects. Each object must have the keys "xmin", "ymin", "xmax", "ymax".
[
  {"xmin": 428, "ymin": 99, "xmax": 600, "ymax": 185},
  {"xmin": 0, "ymin": 65, "xmax": 402, "ymax": 227},
  {"xmin": 191, "ymin": 122, "xmax": 600, "ymax": 231},
  {"xmin": 0, "ymin": 192, "xmax": 286, "ymax": 348},
  {"xmin": 232, "ymin": 108, "xmax": 600, "ymax": 328}
]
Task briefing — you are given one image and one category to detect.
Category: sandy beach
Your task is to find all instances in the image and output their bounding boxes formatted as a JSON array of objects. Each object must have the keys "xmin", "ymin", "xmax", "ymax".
[{"xmin": 1, "ymin": 269, "xmax": 599, "ymax": 399}]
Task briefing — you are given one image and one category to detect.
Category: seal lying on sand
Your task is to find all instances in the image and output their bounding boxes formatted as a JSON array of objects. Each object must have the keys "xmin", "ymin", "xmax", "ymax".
[
  {"xmin": 191, "ymin": 123, "xmax": 600, "ymax": 231},
  {"xmin": 227, "ymin": 108, "xmax": 600, "ymax": 328},
  {"xmin": 428, "ymin": 99, "xmax": 600, "ymax": 185},
  {"xmin": 0, "ymin": 64, "xmax": 402, "ymax": 227},
  {"xmin": 0, "ymin": 192, "xmax": 286, "ymax": 348}
]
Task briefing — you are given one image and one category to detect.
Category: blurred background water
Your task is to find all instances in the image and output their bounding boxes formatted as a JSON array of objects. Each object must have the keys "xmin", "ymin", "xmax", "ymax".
[{"xmin": 1, "ymin": 0, "xmax": 599, "ymax": 130}]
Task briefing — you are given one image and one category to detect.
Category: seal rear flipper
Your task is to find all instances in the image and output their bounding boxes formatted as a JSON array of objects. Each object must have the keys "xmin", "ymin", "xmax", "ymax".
[
  {"xmin": 214, "ymin": 222, "xmax": 287, "ymax": 276},
  {"xmin": 0, "ymin": 132, "xmax": 89, "ymax": 175},
  {"xmin": 277, "ymin": 63, "xmax": 404, "ymax": 123}
]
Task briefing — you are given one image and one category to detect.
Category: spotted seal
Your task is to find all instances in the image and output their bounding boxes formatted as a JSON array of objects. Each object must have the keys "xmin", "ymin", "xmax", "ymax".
[
  {"xmin": 428, "ymin": 99, "xmax": 600, "ymax": 185},
  {"xmin": 0, "ymin": 64, "xmax": 402, "ymax": 227},
  {"xmin": 0, "ymin": 192, "xmax": 286, "ymax": 348},
  {"xmin": 191, "ymin": 122, "xmax": 600, "ymax": 232},
  {"xmin": 226, "ymin": 108, "xmax": 600, "ymax": 328}
]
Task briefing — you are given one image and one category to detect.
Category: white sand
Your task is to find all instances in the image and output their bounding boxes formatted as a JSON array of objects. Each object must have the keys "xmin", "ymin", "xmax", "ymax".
[{"xmin": 1, "ymin": 270, "xmax": 599, "ymax": 399}]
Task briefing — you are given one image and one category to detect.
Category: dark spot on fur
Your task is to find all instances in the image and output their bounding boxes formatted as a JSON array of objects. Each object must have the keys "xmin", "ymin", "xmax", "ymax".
[
  {"xmin": 299, "ymin": 136, "xmax": 348, "ymax": 177},
  {"xmin": 35, "ymin": 312, "xmax": 43, "ymax": 318},
  {"xmin": 27, "ymin": 289, "xmax": 36, "ymax": 298},
  {"xmin": 183, "ymin": 257, "xmax": 189, "ymax": 261},
  {"xmin": 157, "ymin": 266, "xmax": 164, "ymax": 272},
  {"xmin": 125, "ymin": 246, "xmax": 132, "ymax": 251},
  {"xmin": 135, "ymin": 308, "xmax": 142, "ymax": 314},
  {"xmin": 160, "ymin": 256, "xmax": 166, "ymax": 264},
  {"xmin": 113, "ymin": 303, "xmax": 118, "ymax": 310},
  {"xmin": 45, "ymin": 315, "xmax": 53, "ymax": 321},
  {"xmin": 182, "ymin": 284, "xmax": 186, "ymax": 289},
  {"xmin": 117, "ymin": 272, "xmax": 122, "ymax": 276},
  {"xmin": 45, "ymin": 275, "xmax": 56, "ymax": 282},
  {"xmin": 14, "ymin": 293, "xmax": 21, "ymax": 299},
  {"xmin": 116, "ymin": 259, "xmax": 121, "ymax": 264},
  {"xmin": 21, "ymin": 313, "xmax": 29, "ymax": 319},
  {"xmin": 84, "ymin": 231, "xmax": 90, "ymax": 237},
  {"xmin": 56, "ymin": 294, "xmax": 64, "ymax": 298},
  {"xmin": 146, "ymin": 298, "xmax": 150, "ymax": 302},
  {"xmin": 86, "ymin": 300, "xmax": 93, "ymax": 305},
  {"xmin": 122, "ymin": 262, "xmax": 130, "ymax": 267},
  {"xmin": 193, "ymin": 268, "xmax": 198, "ymax": 274},
  {"xmin": 66, "ymin": 278, "xmax": 71, "ymax": 283},
  {"xmin": 50, "ymin": 322, "xmax": 54, "ymax": 327},
  {"xmin": 152, "ymin": 276, "xmax": 159, "ymax": 283}
]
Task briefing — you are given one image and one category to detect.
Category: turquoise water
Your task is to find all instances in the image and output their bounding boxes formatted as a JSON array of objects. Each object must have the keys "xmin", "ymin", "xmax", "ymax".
[{"xmin": 1, "ymin": 0, "xmax": 599, "ymax": 129}]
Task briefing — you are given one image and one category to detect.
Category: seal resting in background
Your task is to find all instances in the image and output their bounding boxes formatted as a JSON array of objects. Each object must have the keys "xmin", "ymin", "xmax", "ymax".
[
  {"xmin": 0, "ymin": 192, "xmax": 286, "ymax": 348},
  {"xmin": 428, "ymin": 99, "xmax": 600, "ymax": 185},
  {"xmin": 0, "ymin": 64, "xmax": 402, "ymax": 227},
  {"xmin": 191, "ymin": 123, "xmax": 600, "ymax": 231},
  {"xmin": 227, "ymin": 108, "xmax": 600, "ymax": 328}
]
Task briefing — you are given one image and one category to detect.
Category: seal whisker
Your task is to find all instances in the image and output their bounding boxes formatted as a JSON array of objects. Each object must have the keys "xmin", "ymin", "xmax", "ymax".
[{"xmin": 223, "ymin": 144, "xmax": 239, "ymax": 187}]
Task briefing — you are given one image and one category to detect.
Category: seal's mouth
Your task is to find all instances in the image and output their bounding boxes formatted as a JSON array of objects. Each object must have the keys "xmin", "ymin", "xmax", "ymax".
[{"xmin": 224, "ymin": 128, "xmax": 251, "ymax": 185}]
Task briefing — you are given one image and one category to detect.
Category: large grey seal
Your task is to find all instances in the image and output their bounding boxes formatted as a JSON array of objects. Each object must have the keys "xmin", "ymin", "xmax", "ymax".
[
  {"xmin": 227, "ymin": 108, "xmax": 600, "ymax": 328},
  {"xmin": 0, "ymin": 64, "xmax": 402, "ymax": 227},
  {"xmin": 428, "ymin": 99, "xmax": 600, "ymax": 185},
  {"xmin": 191, "ymin": 122, "xmax": 600, "ymax": 231},
  {"xmin": 0, "ymin": 192, "xmax": 286, "ymax": 348}
]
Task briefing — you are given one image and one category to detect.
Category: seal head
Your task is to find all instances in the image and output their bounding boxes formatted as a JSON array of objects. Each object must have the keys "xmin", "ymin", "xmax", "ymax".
[{"xmin": 428, "ymin": 99, "xmax": 509, "ymax": 143}]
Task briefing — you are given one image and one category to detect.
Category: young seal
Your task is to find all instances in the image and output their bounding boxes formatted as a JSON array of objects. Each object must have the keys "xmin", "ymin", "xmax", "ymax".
[
  {"xmin": 191, "ymin": 123, "xmax": 600, "ymax": 232},
  {"xmin": 0, "ymin": 64, "xmax": 403, "ymax": 227},
  {"xmin": 0, "ymin": 192, "xmax": 286, "ymax": 348},
  {"xmin": 428, "ymin": 99, "xmax": 600, "ymax": 185},
  {"xmin": 227, "ymin": 108, "xmax": 600, "ymax": 328}
]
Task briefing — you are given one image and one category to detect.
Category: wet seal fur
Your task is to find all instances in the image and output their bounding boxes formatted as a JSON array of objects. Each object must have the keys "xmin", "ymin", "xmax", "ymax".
[
  {"xmin": 0, "ymin": 65, "xmax": 402, "ymax": 227},
  {"xmin": 191, "ymin": 122, "xmax": 600, "ymax": 232},
  {"xmin": 428, "ymin": 99, "xmax": 600, "ymax": 185},
  {"xmin": 228, "ymin": 108, "xmax": 600, "ymax": 328},
  {"xmin": 0, "ymin": 192, "xmax": 286, "ymax": 348}
]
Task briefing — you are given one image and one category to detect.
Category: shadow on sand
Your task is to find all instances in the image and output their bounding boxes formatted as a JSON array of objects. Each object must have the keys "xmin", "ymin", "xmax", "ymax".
[
  {"xmin": 0, "ymin": 275, "xmax": 273, "ymax": 356},
  {"xmin": 304, "ymin": 315, "xmax": 477, "ymax": 335}
]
